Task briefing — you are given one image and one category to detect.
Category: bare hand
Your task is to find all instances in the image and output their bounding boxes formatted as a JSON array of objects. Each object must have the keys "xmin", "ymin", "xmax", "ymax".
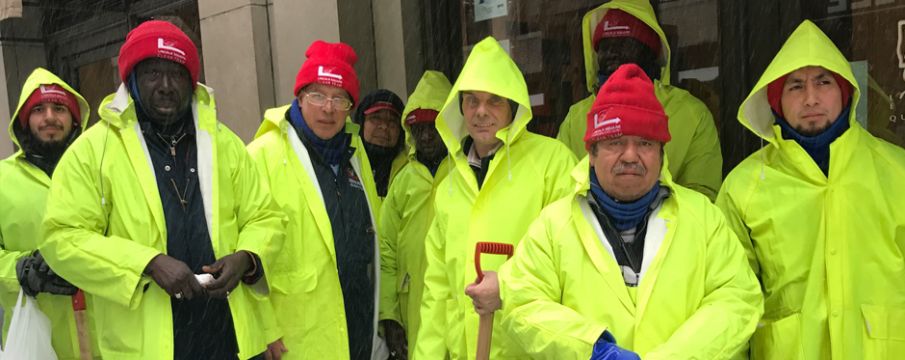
[
  {"xmin": 202, "ymin": 251, "xmax": 252, "ymax": 298},
  {"xmin": 381, "ymin": 320, "xmax": 408, "ymax": 360},
  {"xmin": 465, "ymin": 270, "xmax": 501, "ymax": 315},
  {"xmin": 264, "ymin": 338, "xmax": 287, "ymax": 360},
  {"xmin": 144, "ymin": 254, "xmax": 205, "ymax": 300}
]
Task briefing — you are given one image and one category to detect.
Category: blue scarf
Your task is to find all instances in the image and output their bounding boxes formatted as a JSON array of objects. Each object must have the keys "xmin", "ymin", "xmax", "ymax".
[
  {"xmin": 589, "ymin": 168, "xmax": 660, "ymax": 232},
  {"xmin": 289, "ymin": 99, "xmax": 348, "ymax": 167},
  {"xmin": 128, "ymin": 72, "xmax": 146, "ymax": 116},
  {"xmin": 775, "ymin": 105, "xmax": 851, "ymax": 176}
]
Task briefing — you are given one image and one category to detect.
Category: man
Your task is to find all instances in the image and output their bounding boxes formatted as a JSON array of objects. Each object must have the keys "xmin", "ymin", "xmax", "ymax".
[
  {"xmin": 0, "ymin": 68, "xmax": 96, "ymax": 358},
  {"xmin": 414, "ymin": 37, "xmax": 577, "ymax": 359},
  {"xmin": 556, "ymin": 0, "xmax": 722, "ymax": 200},
  {"xmin": 354, "ymin": 89, "xmax": 408, "ymax": 198},
  {"xmin": 717, "ymin": 20, "xmax": 905, "ymax": 359},
  {"xmin": 40, "ymin": 20, "xmax": 285, "ymax": 359},
  {"xmin": 378, "ymin": 70, "xmax": 452, "ymax": 359},
  {"xmin": 248, "ymin": 40, "xmax": 387, "ymax": 360},
  {"xmin": 500, "ymin": 64, "xmax": 762, "ymax": 359}
]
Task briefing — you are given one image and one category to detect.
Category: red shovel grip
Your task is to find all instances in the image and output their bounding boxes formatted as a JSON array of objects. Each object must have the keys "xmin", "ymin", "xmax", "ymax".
[
  {"xmin": 474, "ymin": 242, "xmax": 514, "ymax": 283},
  {"xmin": 72, "ymin": 289, "xmax": 86, "ymax": 311}
]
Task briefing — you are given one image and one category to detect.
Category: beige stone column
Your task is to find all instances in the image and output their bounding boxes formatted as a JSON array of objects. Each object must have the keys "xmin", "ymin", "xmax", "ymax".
[
  {"xmin": 372, "ymin": 0, "xmax": 408, "ymax": 101},
  {"xmin": 268, "ymin": 0, "xmax": 342, "ymax": 106},
  {"xmin": 198, "ymin": 0, "xmax": 276, "ymax": 142}
]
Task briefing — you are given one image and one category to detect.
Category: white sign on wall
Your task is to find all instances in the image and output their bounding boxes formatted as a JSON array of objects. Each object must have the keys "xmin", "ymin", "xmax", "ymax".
[{"xmin": 475, "ymin": 0, "xmax": 508, "ymax": 22}]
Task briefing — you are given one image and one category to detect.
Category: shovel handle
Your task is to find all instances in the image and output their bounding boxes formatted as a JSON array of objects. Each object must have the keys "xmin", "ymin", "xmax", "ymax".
[
  {"xmin": 72, "ymin": 290, "xmax": 93, "ymax": 360},
  {"xmin": 476, "ymin": 313, "xmax": 494, "ymax": 360}
]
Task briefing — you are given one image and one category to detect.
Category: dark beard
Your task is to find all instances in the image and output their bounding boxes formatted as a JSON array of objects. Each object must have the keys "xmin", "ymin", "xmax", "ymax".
[{"xmin": 14, "ymin": 124, "xmax": 80, "ymax": 176}]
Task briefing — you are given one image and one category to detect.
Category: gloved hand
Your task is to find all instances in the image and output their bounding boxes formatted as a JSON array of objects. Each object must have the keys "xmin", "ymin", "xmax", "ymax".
[
  {"xmin": 591, "ymin": 331, "xmax": 640, "ymax": 360},
  {"xmin": 381, "ymin": 319, "xmax": 408, "ymax": 360},
  {"xmin": 15, "ymin": 251, "xmax": 78, "ymax": 297}
]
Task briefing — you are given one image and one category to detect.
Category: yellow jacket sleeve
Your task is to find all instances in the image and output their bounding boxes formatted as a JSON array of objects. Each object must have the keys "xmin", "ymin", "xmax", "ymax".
[
  {"xmin": 40, "ymin": 144, "xmax": 159, "ymax": 310},
  {"xmin": 501, "ymin": 217, "xmax": 607, "ymax": 359},
  {"xmin": 715, "ymin": 183, "xmax": 761, "ymax": 277},
  {"xmin": 412, "ymin": 215, "xmax": 449, "ymax": 359},
  {"xmin": 228, "ymin": 133, "xmax": 287, "ymax": 295},
  {"xmin": 378, "ymin": 189, "xmax": 403, "ymax": 323},
  {"xmin": 644, "ymin": 206, "xmax": 763, "ymax": 359}
]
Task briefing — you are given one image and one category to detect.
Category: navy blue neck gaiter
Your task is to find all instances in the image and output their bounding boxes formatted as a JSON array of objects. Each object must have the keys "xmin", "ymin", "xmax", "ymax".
[
  {"xmin": 774, "ymin": 105, "xmax": 851, "ymax": 176},
  {"xmin": 589, "ymin": 168, "xmax": 660, "ymax": 232}
]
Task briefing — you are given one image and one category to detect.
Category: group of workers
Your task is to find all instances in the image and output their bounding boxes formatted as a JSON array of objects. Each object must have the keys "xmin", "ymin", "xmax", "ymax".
[{"xmin": 1, "ymin": 0, "xmax": 903, "ymax": 359}]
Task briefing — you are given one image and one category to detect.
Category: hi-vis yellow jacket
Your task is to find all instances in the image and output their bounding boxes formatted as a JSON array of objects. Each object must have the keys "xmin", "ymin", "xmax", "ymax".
[
  {"xmin": 414, "ymin": 37, "xmax": 577, "ymax": 359},
  {"xmin": 500, "ymin": 157, "xmax": 762, "ymax": 359},
  {"xmin": 378, "ymin": 70, "xmax": 453, "ymax": 359},
  {"xmin": 41, "ymin": 83, "xmax": 285, "ymax": 359},
  {"xmin": 247, "ymin": 105, "xmax": 386, "ymax": 360},
  {"xmin": 0, "ymin": 67, "xmax": 98, "ymax": 359},
  {"xmin": 717, "ymin": 20, "xmax": 905, "ymax": 360},
  {"xmin": 556, "ymin": 0, "xmax": 722, "ymax": 200}
]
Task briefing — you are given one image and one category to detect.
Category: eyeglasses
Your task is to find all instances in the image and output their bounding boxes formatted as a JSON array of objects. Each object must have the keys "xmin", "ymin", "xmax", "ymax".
[{"xmin": 303, "ymin": 91, "xmax": 353, "ymax": 111}]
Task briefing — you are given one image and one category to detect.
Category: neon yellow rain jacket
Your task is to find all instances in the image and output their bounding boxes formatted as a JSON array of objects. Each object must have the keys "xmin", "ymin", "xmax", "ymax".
[
  {"xmin": 378, "ymin": 70, "xmax": 453, "ymax": 357},
  {"xmin": 500, "ymin": 157, "xmax": 762, "ymax": 359},
  {"xmin": 247, "ymin": 105, "xmax": 385, "ymax": 360},
  {"xmin": 414, "ymin": 37, "xmax": 577, "ymax": 360},
  {"xmin": 0, "ymin": 68, "xmax": 98, "ymax": 359},
  {"xmin": 40, "ymin": 83, "xmax": 285, "ymax": 359},
  {"xmin": 556, "ymin": 0, "xmax": 722, "ymax": 200},
  {"xmin": 717, "ymin": 20, "xmax": 905, "ymax": 360}
]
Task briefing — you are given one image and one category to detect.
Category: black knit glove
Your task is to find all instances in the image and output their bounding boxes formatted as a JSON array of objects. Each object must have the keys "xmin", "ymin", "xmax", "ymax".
[{"xmin": 15, "ymin": 251, "xmax": 78, "ymax": 297}]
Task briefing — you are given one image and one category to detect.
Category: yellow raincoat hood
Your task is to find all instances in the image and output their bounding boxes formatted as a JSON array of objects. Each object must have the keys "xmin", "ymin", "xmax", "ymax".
[
  {"xmin": 400, "ymin": 70, "xmax": 452, "ymax": 158},
  {"xmin": 738, "ymin": 20, "xmax": 859, "ymax": 143},
  {"xmin": 437, "ymin": 37, "xmax": 532, "ymax": 157},
  {"xmin": 581, "ymin": 0, "xmax": 672, "ymax": 92},
  {"xmin": 8, "ymin": 67, "xmax": 90, "ymax": 152}
]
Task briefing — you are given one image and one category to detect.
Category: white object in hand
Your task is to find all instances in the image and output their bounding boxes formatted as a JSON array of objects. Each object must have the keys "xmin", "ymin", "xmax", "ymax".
[{"xmin": 195, "ymin": 273, "xmax": 215, "ymax": 286}]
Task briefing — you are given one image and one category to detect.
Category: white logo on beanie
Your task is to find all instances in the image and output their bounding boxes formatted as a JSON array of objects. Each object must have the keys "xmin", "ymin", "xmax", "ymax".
[
  {"xmin": 317, "ymin": 65, "xmax": 343, "ymax": 80},
  {"xmin": 39, "ymin": 85, "xmax": 66, "ymax": 96},
  {"xmin": 603, "ymin": 21, "xmax": 630, "ymax": 32},
  {"xmin": 157, "ymin": 38, "xmax": 187, "ymax": 63},
  {"xmin": 594, "ymin": 112, "xmax": 622, "ymax": 129}
]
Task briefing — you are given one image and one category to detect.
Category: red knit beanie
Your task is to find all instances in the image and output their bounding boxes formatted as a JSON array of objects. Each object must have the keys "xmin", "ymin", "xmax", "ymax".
[
  {"xmin": 766, "ymin": 69, "xmax": 852, "ymax": 118},
  {"xmin": 117, "ymin": 20, "xmax": 200, "ymax": 85},
  {"xmin": 584, "ymin": 64, "xmax": 670, "ymax": 149},
  {"xmin": 405, "ymin": 109, "xmax": 439, "ymax": 126},
  {"xmin": 592, "ymin": 9, "xmax": 661, "ymax": 56},
  {"xmin": 294, "ymin": 40, "xmax": 360, "ymax": 105},
  {"xmin": 18, "ymin": 84, "xmax": 82, "ymax": 128}
]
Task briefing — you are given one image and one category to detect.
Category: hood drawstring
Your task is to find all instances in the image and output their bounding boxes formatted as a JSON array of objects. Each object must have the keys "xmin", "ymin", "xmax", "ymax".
[
  {"xmin": 282, "ymin": 121, "xmax": 289, "ymax": 166},
  {"xmin": 760, "ymin": 137, "xmax": 766, "ymax": 181}
]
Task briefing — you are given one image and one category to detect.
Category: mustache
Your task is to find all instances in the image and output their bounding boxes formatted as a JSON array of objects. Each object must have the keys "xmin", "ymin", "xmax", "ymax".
[
  {"xmin": 613, "ymin": 162, "xmax": 646, "ymax": 175},
  {"xmin": 38, "ymin": 123, "xmax": 63, "ymax": 131}
]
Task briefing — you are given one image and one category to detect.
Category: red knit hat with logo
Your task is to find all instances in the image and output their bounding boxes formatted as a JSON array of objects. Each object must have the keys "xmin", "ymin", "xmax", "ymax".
[
  {"xmin": 117, "ymin": 20, "xmax": 200, "ymax": 85},
  {"xmin": 584, "ymin": 63, "xmax": 669, "ymax": 149},
  {"xmin": 18, "ymin": 84, "xmax": 82, "ymax": 128},
  {"xmin": 766, "ymin": 69, "xmax": 852, "ymax": 118},
  {"xmin": 294, "ymin": 40, "xmax": 360, "ymax": 105},
  {"xmin": 405, "ymin": 109, "xmax": 439, "ymax": 126},
  {"xmin": 592, "ymin": 9, "xmax": 661, "ymax": 56}
]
